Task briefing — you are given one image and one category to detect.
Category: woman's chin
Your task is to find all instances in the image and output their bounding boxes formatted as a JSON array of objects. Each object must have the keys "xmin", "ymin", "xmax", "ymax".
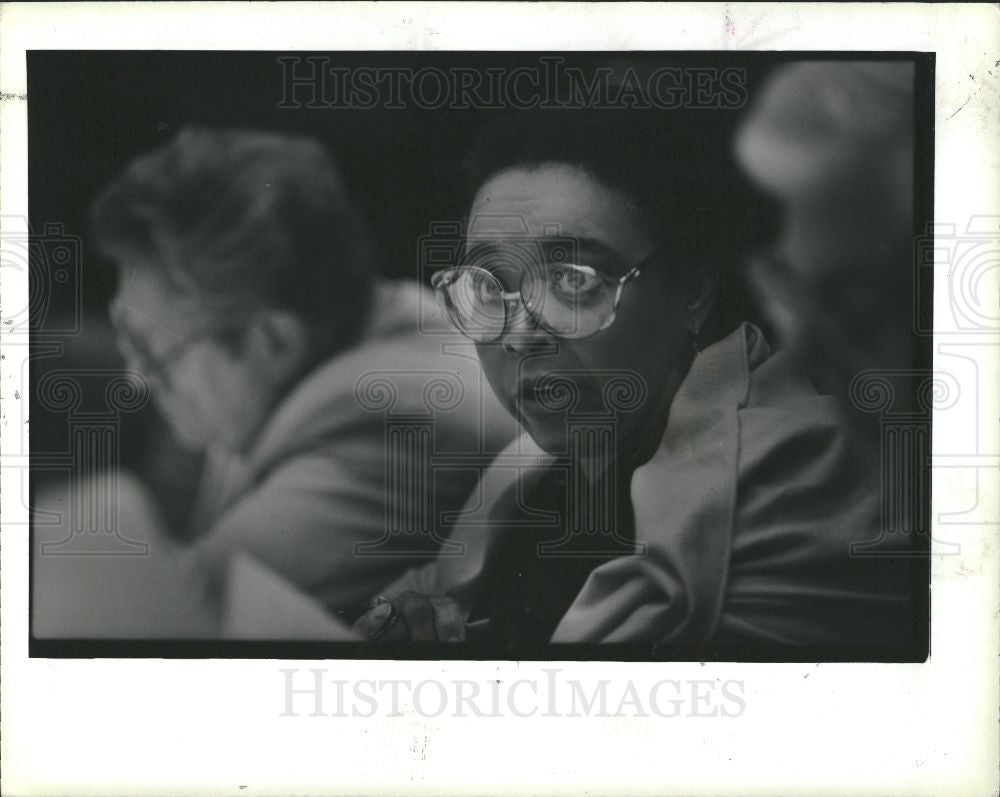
[{"xmin": 522, "ymin": 420, "xmax": 569, "ymax": 456}]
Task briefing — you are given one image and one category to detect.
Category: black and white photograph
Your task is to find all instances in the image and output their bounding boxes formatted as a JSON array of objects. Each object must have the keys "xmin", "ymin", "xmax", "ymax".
[
  {"xmin": 25, "ymin": 49, "xmax": 932, "ymax": 660},
  {"xmin": 2, "ymin": 4, "xmax": 997, "ymax": 796}
]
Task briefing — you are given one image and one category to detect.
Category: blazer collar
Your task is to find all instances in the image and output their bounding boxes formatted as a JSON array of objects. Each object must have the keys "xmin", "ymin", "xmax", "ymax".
[{"xmin": 448, "ymin": 323, "xmax": 768, "ymax": 636}]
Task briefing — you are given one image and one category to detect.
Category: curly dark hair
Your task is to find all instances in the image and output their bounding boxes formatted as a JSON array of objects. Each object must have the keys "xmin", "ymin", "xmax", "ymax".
[{"xmin": 462, "ymin": 107, "xmax": 776, "ymax": 332}]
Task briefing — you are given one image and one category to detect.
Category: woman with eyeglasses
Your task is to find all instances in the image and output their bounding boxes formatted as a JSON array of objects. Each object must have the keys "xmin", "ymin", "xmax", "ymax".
[{"xmin": 355, "ymin": 108, "xmax": 915, "ymax": 654}]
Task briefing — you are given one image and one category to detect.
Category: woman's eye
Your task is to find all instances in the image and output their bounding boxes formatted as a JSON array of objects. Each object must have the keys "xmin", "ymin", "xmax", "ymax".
[
  {"xmin": 549, "ymin": 267, "xmax": 602, "ymax": 297},
  {"xmin": 472, "ymin": 273, "xmax": 502, "ymax": 301}
]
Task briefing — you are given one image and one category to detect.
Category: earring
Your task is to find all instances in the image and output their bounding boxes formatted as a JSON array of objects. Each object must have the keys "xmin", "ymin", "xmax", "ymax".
[{"xmin": 688, "ymin": 328, "xmax": 701, "ymax": 355}]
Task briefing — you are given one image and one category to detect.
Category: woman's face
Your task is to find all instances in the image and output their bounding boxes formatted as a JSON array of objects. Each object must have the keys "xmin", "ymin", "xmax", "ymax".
[
  {"xmin": 466, "ymin": 164, "xmax": 699, "ymax": 458},
  {"xmin": 110, "ymin": 268, "xmax": 277, "ymax": 454}
]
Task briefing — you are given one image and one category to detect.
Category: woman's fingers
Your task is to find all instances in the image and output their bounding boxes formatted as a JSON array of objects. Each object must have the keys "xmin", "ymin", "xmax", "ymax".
[
  {"xmin": 353, "ymin": 596, "xmax": 404, "ymax": 642},
  {"xmin": 354, "ymin": 592, "xmax": 467, "ymax": 643},
  {"xmin": 430, "ymin": 596, "xmax": 466, "ymax": 642},
  {"xmin": 395, "ymin": 591, "xmax": 439, "ymax": 640}
]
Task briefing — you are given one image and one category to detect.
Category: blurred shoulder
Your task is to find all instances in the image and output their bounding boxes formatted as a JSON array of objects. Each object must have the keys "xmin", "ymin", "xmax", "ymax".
[{"xmin": 254, "ymin": 279, "xmax": 517, "ymax": 464}]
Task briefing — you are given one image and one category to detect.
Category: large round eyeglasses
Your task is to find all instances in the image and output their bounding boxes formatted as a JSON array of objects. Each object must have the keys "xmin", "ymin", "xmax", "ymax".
[{"xmin": 431, "ymin": 242, "xmax": 666, "ymax": 343}]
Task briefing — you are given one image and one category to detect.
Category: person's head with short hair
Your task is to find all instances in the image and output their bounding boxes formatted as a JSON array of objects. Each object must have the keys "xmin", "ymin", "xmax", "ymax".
[
  {"xmin": 462, "ymin": 108, "xmax": 756, "ymax": 291},
  {"xmin": 434, "ymin": 108, "xmax": 769, "ymax": 458},
  {"xmin": 93, "ymin": 126, "xmax": 374, "ymax": 452}
]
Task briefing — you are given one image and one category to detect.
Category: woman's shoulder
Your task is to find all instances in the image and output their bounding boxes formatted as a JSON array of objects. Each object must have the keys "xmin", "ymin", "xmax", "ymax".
[{"xmin": 737, "ymin": 332, "xmax": 868, "ymax": 482}]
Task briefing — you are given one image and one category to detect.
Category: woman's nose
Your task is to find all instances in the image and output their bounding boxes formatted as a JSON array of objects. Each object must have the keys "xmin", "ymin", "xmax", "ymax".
[
  {"xmin": 500, "ymin": 301, "xmax": 552, "ymax": 355},
  {"xmin": 112, "ymin": 335, "xmax": 139, "ymax": 372}
]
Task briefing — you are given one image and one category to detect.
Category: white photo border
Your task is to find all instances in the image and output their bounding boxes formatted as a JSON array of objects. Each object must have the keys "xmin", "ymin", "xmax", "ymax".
[{"xmin": 2, "ymin": 3, "xmax": 998, "ymax": 796}]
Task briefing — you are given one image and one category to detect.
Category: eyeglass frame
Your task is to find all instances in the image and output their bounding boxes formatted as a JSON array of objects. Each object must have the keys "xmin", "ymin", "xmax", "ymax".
[
  {"xmin": 431, "ymin": 239, "xmax": 668, "ymax": 343},
  {"xmin": 110, "ymin": 304, "xmax": 250, "ymax": 387}
]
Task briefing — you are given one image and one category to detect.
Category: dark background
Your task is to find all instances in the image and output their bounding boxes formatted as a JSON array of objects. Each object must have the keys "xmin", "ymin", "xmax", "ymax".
[
  {"xmin": 27, "ymin": 51, "xmax": 784, "ymax": 512},
  {"xmin": 27, "ymin": 51, "xmax": 784, "ymax": 302},
  {"xmin": 27, "ymin": 51, "xmax": 933, "ymax": 660}
]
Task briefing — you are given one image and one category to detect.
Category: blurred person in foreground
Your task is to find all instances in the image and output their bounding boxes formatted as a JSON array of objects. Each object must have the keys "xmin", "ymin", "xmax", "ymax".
[
  {"xmin": 32, "ymin": 127, "xmax": 514, "ymax": 638},
  {"xmin": 733, "ymin": 61, "xmax": 917, "ymax": 418},
  {"xmin": 354, "ymin": 108, "xmax": 916, "ymax": 652}
]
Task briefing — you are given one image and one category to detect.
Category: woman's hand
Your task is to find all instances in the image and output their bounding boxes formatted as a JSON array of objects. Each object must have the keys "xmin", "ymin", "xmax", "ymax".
[{"xmin": 353, "ymin": 591, "xmax": 466, "ymax": 642}]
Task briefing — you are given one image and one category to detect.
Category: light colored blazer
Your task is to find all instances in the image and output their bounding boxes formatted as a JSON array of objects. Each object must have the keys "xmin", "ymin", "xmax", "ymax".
[
  {"xmin": 187, "ymin": 280, "xmax": 518, "ymax": 612},
  {"xmin": 381, "ymin": 323, "xmax": 914, "ymax": 647}
]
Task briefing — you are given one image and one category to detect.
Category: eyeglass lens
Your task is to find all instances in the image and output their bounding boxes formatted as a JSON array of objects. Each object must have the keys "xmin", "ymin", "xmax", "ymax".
[{"xmin": 436, "ymin": 262, "xmax": 619, "ymax": 342}]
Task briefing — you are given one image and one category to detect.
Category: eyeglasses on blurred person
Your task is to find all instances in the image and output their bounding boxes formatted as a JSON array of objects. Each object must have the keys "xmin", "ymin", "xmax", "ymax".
[{"xmin": 33, "ymin": 127, "xmax": 516, "ymax": 639}]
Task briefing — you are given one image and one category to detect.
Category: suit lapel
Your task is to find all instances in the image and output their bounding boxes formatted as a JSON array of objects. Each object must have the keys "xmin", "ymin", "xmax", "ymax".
[{"xmin": 553, "ymin": 324, "xmax": 763, "ymax": 643}]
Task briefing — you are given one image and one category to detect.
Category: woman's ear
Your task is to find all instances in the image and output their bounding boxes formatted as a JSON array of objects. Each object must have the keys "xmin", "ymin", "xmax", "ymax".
[
  {"xmin": 684, "ymin": 264, "xmax": 719, "ymax": 333},
  {"xmin": 242, "ymin": 309, "xmax": 311, "ymax": 386}
]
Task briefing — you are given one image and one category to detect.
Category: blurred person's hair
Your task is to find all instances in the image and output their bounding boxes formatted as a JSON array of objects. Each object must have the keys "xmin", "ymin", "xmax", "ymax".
[
  {"xmin": 90, "ymin": 127, "xmax": 375, "ymax": 363},
  {"xmin": 463, "ymin": 108, "xmax": 775, "ymax": 301}
]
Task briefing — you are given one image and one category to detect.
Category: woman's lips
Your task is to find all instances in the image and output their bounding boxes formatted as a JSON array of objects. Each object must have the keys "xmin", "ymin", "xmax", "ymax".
[{"xmin": 515, "ymin": 377, "xmax": 568, "ymax": 407}]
